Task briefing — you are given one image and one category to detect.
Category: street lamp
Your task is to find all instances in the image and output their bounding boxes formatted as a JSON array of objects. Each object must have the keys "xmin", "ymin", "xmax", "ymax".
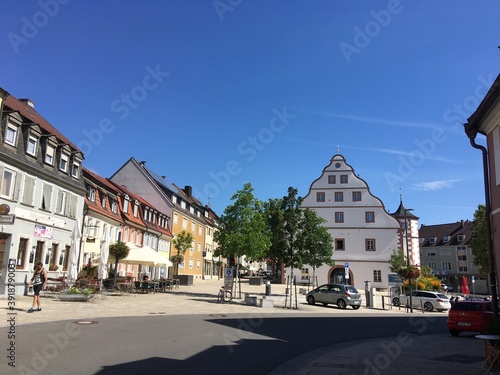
[{"xmin": 405, "ymin": 208, "xmax": 414, "ymax": 313}]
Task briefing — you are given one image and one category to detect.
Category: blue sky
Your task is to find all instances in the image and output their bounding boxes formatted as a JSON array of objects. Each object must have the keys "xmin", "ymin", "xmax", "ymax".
[{"xmin": 1, "ymin": 1, "xmax": 499, "ymax": 226}]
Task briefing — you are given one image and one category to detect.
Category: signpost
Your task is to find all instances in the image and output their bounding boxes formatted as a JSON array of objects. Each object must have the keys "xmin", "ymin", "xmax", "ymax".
[{"xmin": 345, "ymin": 262, "xmax": 349, "ymax": 281}]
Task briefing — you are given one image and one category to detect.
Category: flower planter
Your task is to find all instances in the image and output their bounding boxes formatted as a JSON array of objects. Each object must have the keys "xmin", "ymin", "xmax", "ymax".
[{"xmin": 58, "ymin": 294, "xmax": 93, "ymax": 302}]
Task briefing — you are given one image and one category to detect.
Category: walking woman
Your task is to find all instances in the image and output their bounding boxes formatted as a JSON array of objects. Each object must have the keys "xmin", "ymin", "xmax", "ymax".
[{"xmin": 27, "ymin": 262, "xmax": 47, "ymax": 313}]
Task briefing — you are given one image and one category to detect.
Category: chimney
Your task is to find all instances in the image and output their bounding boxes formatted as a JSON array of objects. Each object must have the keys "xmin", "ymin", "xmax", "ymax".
[
  {"xmin": 461, "ymin": 219, "xmax": 464, "ymax": 227},
  {"xmin": 184, "ymin": 186, "xmax": 192, "ymax": 197},
  {"xmin": 140, "ymin": 160, "xmax": 146, "ymax": 166},
  {"xmin": 19, "ymin": 98, "xmax": 35, "ymax": 109}
]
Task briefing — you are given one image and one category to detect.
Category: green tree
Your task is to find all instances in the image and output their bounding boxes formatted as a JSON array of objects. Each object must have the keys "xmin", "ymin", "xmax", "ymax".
[
  {"xmin": 214, "ymin": 182, "xmax": 270, "ymax": 266},
  {"xmin": 109, "ymin": 241, "xmax": 130, "ymax": 287},
  {"xmin": 389, "ymin": 249, "xmax": 406, "ymax": 273},
  {"xmin": 281, "ymin": 187, "xmax": 304, "ymax": 285},
  {"xmin": 471, "ymin": 204, "xmax": 489, "ymax": 274},
  {"xmin": 171, "ymin": 230, "xmax": 194, "ymax": 275},
  {"xmin": 300, "ymin": 208, "xmax": 334, "ymax": 287},
  {"xmin": 263, "ymin": 198, "xmax": 286, "ymax": 281}
]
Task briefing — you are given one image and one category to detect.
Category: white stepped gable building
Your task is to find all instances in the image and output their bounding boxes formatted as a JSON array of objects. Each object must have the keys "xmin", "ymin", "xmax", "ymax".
[{"xmin": 299, "ymin": 154, "xmax": 418, "ymax": 291}]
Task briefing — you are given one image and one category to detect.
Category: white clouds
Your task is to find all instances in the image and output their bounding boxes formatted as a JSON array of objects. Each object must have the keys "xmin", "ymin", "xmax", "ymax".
[{"xmin": 413, "ymin": 179, "xmax": 460, "ymax": 191}]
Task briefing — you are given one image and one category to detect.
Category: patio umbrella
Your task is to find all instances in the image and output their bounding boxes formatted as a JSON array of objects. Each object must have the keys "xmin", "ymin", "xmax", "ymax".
[
  {"xmin": 98, "ymin": 230, "xmax": 109, "ymax": 279},
  {"xmin": 462, "ymin": 276, "xmax": 470, "ymax": 295},
  {"xmin": 67, "ymin": 219, "xmax": 82, "ymax": 281}
]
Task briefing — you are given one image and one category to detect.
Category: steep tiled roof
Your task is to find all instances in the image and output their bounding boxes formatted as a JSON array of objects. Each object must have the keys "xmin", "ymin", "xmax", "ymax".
[
  {"xmin": 4, "ymin": 95, "xmax": 80, "ymax": 152},
  {"xmin": 418, "ymin": 221, "xmax": 472, "ymax": 247}
]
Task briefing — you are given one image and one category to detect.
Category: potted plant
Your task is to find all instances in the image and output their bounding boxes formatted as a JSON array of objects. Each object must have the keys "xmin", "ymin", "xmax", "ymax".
[{"xmin": 58, "ymin": 286, "xmax": 95, "ymax": 301}]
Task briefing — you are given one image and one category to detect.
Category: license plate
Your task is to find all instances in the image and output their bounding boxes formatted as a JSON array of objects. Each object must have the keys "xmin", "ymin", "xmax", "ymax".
[
  {"xmin": 352, "ymin": 301, "xmax": 360, "ymax": 304},
  {"xmin": 458, "ymin": 322, "xmax": 471, "ymax": 326}
]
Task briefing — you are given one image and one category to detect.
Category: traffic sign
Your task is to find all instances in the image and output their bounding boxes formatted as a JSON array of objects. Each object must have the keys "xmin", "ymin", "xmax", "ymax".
[
  {"xmin": 345, "ymin": 262, "xmax": 349, "ymax": 269},
  {"xmin": 225, "ymin": 269, "xmax": 233, "ymax": 277}
]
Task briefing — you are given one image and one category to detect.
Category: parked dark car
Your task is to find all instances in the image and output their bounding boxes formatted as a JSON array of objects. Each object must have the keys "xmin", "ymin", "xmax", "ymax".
[
  {"xmin": 447, "ymin": 300, "xmax": 494, "ymax": 336},
  {"xmin": 306, "ymin": 283, "xmax": 362, "ymax": 309}
]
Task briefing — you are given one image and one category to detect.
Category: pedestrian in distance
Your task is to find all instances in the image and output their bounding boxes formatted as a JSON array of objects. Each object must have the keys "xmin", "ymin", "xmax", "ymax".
[{"xmin": 27, "ymin": 262, "xmax": 47, "ymax": 313}]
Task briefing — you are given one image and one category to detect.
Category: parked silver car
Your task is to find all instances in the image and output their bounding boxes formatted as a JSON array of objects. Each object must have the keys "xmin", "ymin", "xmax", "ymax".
[
  {"xmin": 393, "ymin": 290, "xmax": 451, "ymax": 312},
  {"xmin": 306, "ymin": 283, "xmax": 362, "ymax": 309}
]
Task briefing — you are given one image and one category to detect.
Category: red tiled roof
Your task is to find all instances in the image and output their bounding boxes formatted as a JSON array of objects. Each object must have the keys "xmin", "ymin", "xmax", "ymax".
[{"xmin": 4, "ymin": 95, "xmax": 80, "ymax": 152}]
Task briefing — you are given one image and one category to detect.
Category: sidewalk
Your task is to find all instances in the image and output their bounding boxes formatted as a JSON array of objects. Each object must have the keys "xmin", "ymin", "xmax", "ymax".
[{"xmin": 2, "ymin": 278, "xmax": 493, "ymax": 374}]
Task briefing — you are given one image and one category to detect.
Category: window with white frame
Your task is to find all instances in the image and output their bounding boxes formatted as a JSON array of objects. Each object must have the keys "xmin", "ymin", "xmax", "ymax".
[
  {"xmin": 0, "ymin": 168, "xmax": 16, "ymax": 199},
  {"xmin": 197, "ymin": 259, "xmax": 200, "ymax": 269},
  {"xmin": 189, "ymin": 258, "xmax": 194, "ymax": 269},
  {"xmin": 45, "ymin": 144, "xmax": 55, "ymax": 165},
  {"xmin": 365, "ymin": 211, "xmax": 375, "ymax": 223},
  {"xmin": 26, "ymin": 136, "xmax": 38, "ymax": 156},
  {"xmin": 443, "ymin": 235, "xmax": 449, "ymax": 242},
  {"xmin": 174, "ymin": 213, "xmax": 179, "ymax": 225},
  {"xmin": 442, "ymin": 262, "xmax": 452, "ymax": 271},
  {"xmin": 56, "ymin": 189, "xmax": 67, "ymax": 215},
  {"xmin": 191, "ymin": 222, "xmax": 196, "ymax": 232},
  {"xmin": 457, "ymin": 235, "xmax": 464, "ymax": 242},
  {"xmin": 182, "ymin": 217, "xmax": 188, "ymax": 229},
  {"xmin": 133, "ymin": 201, "xmax": 139, "ymax": 218},
  {"xmin": 191, "ymin": 240, "xmax": 194, "ymax": 252},
  {"xmin": 111, "ymin": 200, "xmax": 118, "ymax": 213},
  {"xmin": 427, "ymin": 250, "xmax": 436, "ymax": 257},
  {"xmin": 88, "ymin": 187, "xmax": 96, "ymax": 202},
  {"xmin": 352, "ymin": 191, "xmax": 361, "ymax": 201},
  {"xmin": 429, "ymin": 237, "xmax": 436, "ymax": 244},
  {"xmin": 71, "ymin": 162, "xmax": 80, "ymax": 178},
  {"xmin": 365, "ymin": 239, "xmax": 376, "ymax": 251},
  {"xmin": 5, "ymin": 125, "xmax": 17, "ymax": 146},
  {"xmin": 123, "ymin": 195, "xmax": 129, "ymax": 213},
  {"xmin": 181, "ymin": 201, "xmax": 186, "ymax": 209},
  {"xmin": 199, "ymin": 225, "xmax": 202, "ymax": 235},
  {"xmin": 373, "ymin": 270, "xmax": 382, "ymax": 282},
  {"xmin": 428, "ymin": 262, "xmax": 437, "ymax": 271},
  {"xmin": 335, "ymin": 212, "xmax": 344, "ymax": 223},
  {"xmin": 59, "ymin": 153, "xmax": 69, "ymax": 172},
  {"xmin": 101, "ymin": 194, "xmax": 106, "ymax": 208},
  {"xmin": 440, "ymin": 248, "xmax": 451, "ymax": 256},
  {"xmin": 41, "ymin": 183, "xmax": 52, "ymax": 211}
]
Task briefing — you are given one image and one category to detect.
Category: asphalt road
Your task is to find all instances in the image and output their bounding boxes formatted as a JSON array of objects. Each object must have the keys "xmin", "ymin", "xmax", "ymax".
[{"xmin": 2, "ymin": 313, "xmax": 448, "ymax": 375}]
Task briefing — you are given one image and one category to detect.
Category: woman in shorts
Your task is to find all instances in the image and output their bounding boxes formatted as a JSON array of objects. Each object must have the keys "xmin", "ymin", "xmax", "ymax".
[{"xmin": 27, "ymin": 262, "xmax": 47, "ymax": 313}]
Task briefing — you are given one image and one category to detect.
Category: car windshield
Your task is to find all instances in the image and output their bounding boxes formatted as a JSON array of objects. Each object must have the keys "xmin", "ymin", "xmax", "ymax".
[{"xmin": 436, "ymin": 293, "xmax": 448, "ymax": 299}]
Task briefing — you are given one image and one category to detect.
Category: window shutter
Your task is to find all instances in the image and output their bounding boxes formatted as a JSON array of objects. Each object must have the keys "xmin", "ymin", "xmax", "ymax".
[
  {"xmin": 13, "ymin": 172, "xmax": 21, "ymax": 201},
  {"xmin": 22, "ymin": 176, "xmax": 35, "ymax": 205}
]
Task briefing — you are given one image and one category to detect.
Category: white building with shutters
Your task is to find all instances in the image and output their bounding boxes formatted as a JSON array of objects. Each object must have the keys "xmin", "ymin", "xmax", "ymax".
[
  {"xmin": 0, "ymin": 89, "xmax": 86, "ymax": 296},
  {"xmin": 297, "ymin": 154, "xmax": 413, "ymax": 292}
]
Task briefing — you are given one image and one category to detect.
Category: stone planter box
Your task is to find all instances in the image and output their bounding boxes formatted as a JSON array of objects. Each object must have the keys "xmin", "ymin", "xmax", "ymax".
[{"xmin": 58, "ymin": 294, "xmax": 94, "ymax": 302}]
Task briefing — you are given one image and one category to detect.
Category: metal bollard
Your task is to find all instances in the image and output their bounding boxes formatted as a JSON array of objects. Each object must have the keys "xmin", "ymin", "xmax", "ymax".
[{"xmin": 265, "ymin": 281, "xmax": 271, "ymax": 296}]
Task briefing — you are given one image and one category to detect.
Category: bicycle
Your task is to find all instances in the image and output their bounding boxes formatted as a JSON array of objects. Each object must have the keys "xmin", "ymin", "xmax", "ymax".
[{"xmin": 217, "ymin": 285, "xmax": 232, "ymax": 303}]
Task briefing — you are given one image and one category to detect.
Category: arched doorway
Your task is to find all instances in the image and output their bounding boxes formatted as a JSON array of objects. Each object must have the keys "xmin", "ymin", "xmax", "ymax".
[{"xmin": 329, "ymin": 266, "xmax": 353, "ymax": 285}]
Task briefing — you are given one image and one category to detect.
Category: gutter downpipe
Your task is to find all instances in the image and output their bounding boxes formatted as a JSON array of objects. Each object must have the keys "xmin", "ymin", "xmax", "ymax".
[{"xmin": 467, "ymin": 129, "xmax": 499, "ymax": 324}]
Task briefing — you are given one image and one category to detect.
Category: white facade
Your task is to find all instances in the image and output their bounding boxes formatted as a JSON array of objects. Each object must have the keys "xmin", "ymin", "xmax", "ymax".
[{"xmin": 298, "ymin": 154, "xmax": 401, "ymax": 291}]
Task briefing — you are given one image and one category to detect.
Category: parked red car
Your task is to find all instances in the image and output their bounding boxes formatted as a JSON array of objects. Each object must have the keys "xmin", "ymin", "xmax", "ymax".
[{"xmin": 447, "ymin": 301, "xmax": 494, "ymax": 336}]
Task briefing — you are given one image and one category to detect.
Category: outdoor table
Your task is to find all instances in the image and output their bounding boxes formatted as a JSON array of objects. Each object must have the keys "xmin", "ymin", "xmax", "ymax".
[
  {"xmin": 476, "ymin": 334, "xmax": 500, "ymax": 374},
  {"xmin": 147, "ymin": 281, "xmax": 159, "ymax": 293}
]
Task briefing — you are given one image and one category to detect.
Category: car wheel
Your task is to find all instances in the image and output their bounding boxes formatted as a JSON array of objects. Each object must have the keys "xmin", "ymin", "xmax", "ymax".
[
  {"xmin": 322, "ymin": 303, "xmax": 328, "ymax": 306},
  {"xmin": 337, "ymin": 299, "xmax": 347, "ymax": 309},
  {"xmin": 424, "ymin": 302, "xmax": 434, "ymax": 311},
  {"xmin": 352, "ymin": 305, "xmax": 360, "ymax": 310},
  {"xmin": 392, "ymin": 297, "xmax": 400, "ymax": 307},
  {"xmin": 307, "ymin": 295, "xmax": 315, "ymax": 305},
  {"xmin": 449, "ymin": 329, "xmax": 460, "ymax": 337}
]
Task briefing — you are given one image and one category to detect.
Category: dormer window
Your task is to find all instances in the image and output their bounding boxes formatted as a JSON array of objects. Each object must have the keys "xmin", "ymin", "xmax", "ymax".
[
  {"xmin": 88, "ymin": 187, "xmax": 96, "ymax": 202},
  {"xmin": 443, "ymin": 235, "xmax": 449, "ymax": 242},
  {"xmin": 5, "ymin": 124, "xmax": 18, "ymax": 146},
  {"xmin": 45, "ymin": 144, "xmax": 55, "ymax": 165},
  {"xmin": 429, "ymin": 237, "xmax": 436, "ymax": 244},
  {"xmin": 133, "ymin": 200, "xmax": 139, "ymax": 218},
  {"xmin": 26, "ymin": 135, "xmax": 38, "ymax": 156},
  {"xmin": 111, "ymin": 200, "xmax": 118, "ymax": 213},
  {"xmin": 181, "ymin": 201, "xmax": 186, "ymax": 209},
  {"xmin": 101, "ymin": 194, "xmax": 107, "ymax": 208},
  {"xmin": 419, "ymin": 237, "xmax": 424, "ymax": 245},
  {"xmin": 123, "ymin": 195, "xmax": 129, "ymax": 213},
  {"xmin": 59, "ymin": 153, "xmax": 69, "ymax": 172},
  {"xmin": 457, "ymin": 234, "xmax": 464, "ymax": 242},
  {"xmin": 71, "ymin": 161, "xmax": 80, "ymax": 178}
]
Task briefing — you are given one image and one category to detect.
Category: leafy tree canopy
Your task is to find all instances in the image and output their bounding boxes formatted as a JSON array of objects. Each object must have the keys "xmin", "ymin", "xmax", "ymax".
[
  {"xmin": 470, "ymin": 204, "xmax": 489, "ymax": 274},
  {"xmin": 214, "ymin": 182, "xmax": 271, "ymax": 261}
]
